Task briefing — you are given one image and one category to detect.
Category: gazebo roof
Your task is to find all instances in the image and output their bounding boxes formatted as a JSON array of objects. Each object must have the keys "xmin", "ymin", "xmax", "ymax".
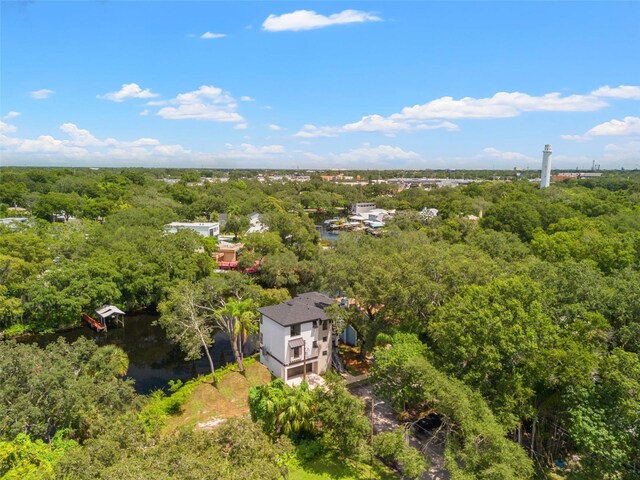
[{"xmin": 95, "ymin": 305, "xmax": 125, "ymax": 319}]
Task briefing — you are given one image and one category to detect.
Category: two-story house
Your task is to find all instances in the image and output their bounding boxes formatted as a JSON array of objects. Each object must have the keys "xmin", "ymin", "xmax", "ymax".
[{"xmin": 258, "ymin": 292, "xmax": 334, "ymax": 382}]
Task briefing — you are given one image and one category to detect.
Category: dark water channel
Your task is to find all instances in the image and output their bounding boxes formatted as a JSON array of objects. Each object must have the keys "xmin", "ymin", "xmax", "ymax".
[{"xmin": 18, "ymin": 314, "xmax": 255, "ymax": 394}]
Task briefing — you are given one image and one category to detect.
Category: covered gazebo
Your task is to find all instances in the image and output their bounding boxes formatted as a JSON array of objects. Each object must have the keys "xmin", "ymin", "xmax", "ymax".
[{"xmin": 95, "ymin": 305, "xmax": 126, "ymax": 329}]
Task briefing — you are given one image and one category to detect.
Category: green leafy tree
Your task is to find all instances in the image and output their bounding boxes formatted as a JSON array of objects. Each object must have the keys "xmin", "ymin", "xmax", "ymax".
[
  {"xmin": 157, "ymin": 281, "xmax": 218, "ymax": 383},
  {"xmin": 372, "ymin": 429, "xmax": 427, "ymax": 480}
]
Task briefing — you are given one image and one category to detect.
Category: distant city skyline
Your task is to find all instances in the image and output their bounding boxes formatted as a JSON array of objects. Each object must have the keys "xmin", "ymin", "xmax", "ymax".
[{"xmin": 1, "ymin": 1, "xmax": 639, "ymax": 169}]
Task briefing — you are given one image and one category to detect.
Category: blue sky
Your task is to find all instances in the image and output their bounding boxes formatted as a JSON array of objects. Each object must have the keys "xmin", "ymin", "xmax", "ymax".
[{"xmin": 1, "ymin": 1, "xmax": 639, "ymax": 169}]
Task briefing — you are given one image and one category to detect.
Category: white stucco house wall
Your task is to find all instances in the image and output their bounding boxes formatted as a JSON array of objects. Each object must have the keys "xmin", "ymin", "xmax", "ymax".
[
  {"xmin": 259, "ymin": 292, "xmax": 334, "ymax": 382},
  {"xmin": 165, "ymin": 222, "xmax": 220, "ymax": 237}
]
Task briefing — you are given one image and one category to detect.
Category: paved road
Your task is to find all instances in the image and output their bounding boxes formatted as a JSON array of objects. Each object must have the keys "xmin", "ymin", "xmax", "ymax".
[{"xmin": 349, "ymin": 382, "xmax": 450, "ymax": 480}]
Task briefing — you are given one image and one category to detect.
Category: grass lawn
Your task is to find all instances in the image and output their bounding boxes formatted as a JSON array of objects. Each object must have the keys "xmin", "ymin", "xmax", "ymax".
[
  {"xmin": 163, "ymin": 361, "xmax": 272, "ymax": 433},
  {"xmin": 288, "ymin": 454, "xmax": 396, "ymax": 480}
]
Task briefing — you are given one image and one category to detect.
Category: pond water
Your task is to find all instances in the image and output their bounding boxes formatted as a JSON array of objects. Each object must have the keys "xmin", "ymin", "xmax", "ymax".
[
  {"xmin": 316, "ymin": 223, "xmax": 340, "ymax": 241},
  {"xmin": 17, "ymin": 313, "xmax": 255, "ymax": 394}
]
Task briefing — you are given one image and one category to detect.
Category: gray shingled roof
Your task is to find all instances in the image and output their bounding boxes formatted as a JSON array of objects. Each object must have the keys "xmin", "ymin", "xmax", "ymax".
[{"xmin": 258, "ymin": 292, "xmax": 334, "ymax": 327}]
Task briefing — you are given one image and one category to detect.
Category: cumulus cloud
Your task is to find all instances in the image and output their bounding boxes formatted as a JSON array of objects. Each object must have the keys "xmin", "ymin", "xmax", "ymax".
[
  {"xmin": 560, "ymin": 134, "xmax": 590, "ymax": 142},
  {"xmin": 263, "ymin": 9, "xmax": 381, "ymax": 32},
  {"xmin": 294, "ymin": 87, "xmax": 621, "ymax": 138},
  {"xmin": 1, "ymin": 122, "xmax": 191, "ymax": 161},
  {"xmin": 156, "ymin": 85, "xmax": 244, "ymax": 122},
  {"xmin": 604, "ymin": 141, "xmax": 640, "ymax": 161},
  {"xmin": 268, "ymin": 124, "xmax": 282, "ymax": 131},
  {"xmin": 586, "ymin": 116, "xmax": 640, "ymax": 137},
  {"xmin": 393, "ymin": 91, "xmax": 605, "ymax": 121},
  {"xmin": 154, "ymin": 144, "xmax": 192, "ymax": 156},
  {"xmin": 98, "ymin": 83, "xmax": 159, "ymax": 102},
  {"xmin": 234, "ymin": 123, "xmax": 249, "ymax": 130},
  {"xmin": 563, "ymin": 116, "xmax": 640, "ymax": 141},
  {"xmin": 294, "ymin": 117, "xmax": 458, "ymax": 138},
  {"xmin": 3, "ymin": 111, "xmax": 20, "ymax": 120},
  {"xmin": 30, "ymin": 89, "xmax": 54, "ymax": 99},
  {"xmin": 0, "ymin": 121, "xmax": 17, "ymax": 134},
  {"xmin": 240, "ymin": 96, "xmax": 255, "ymax": 102},
  {"xmin": 481, "ymin": 147, "xmax": 534, "ymax": 161},
  {"xmin": 331, "ymin": 144, "xmax": 420, "ymax": 164},
  {"xmin": 218, "ymin": 143, "xmax": 285, "ymax": 160},
  {"xmin": 200, "ymin": 32, "xmax": 226, "ymax": 39},
  {"xmin": 591, "ymin": 85, "xmax": 640, "ymax": 100}
]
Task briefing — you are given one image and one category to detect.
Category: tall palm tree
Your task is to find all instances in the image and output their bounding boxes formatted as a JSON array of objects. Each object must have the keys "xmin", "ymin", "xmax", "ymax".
[{"xmin": 213, "ymin": 298, "xmax": 258, "ymax": 373}]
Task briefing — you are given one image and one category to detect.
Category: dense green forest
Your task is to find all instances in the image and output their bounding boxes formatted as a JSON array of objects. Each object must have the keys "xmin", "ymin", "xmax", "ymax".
[{"xmin": 1, "ymin": 167, "xmax": 639, "ymax": 479}]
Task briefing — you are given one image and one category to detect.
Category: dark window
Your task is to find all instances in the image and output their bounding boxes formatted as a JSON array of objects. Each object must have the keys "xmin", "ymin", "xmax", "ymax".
[
  {"xmin": 322, "ymin": 350, "xmax": 328, "ymax": 356},
  {"xmin": 290, "ymin": 324, "xmax": 300, "ymax": 336},
  {"xmin": 322, "ymin": 320, "xmax": 329, "ymax": 330},
  {"xmin": 312, "ymin": 320, "xmax": 318, "ymax": 328},
  {"xmin": 260, "ymin": 333, "xmax": 263, "ymax": 343},
  {"xmin": 312, "ymin": 341, "xmax": 318, "ymax": 348},
  {"xmin": 322, "ymin": 336, "xmax": 328, "ymax": 342},
  {"xmin": 293, "ymin": 346, "xmax": 301, "ymax": 358}
]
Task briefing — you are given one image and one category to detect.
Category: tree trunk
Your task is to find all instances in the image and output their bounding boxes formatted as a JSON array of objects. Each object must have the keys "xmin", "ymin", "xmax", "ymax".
[
  {"xmin": 202, "ymin": 339, "xmax": 217, "ymax": 385},
  {"xmin": 231, "ymin": 334, "xmax": 245, "ymax": 373},
  {"xmin": 531, "ymin": 417, "xmax": 537, "ymax": 455}
]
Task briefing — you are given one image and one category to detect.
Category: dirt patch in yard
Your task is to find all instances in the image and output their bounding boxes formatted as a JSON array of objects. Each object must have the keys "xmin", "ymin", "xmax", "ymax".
[
  {"xmin": 338, "ymin": 343, "xmax": 370, "ymax": 375},
  {"xmin": 164, "ymin": 362, "xmax": 272, "ymax": 433}
]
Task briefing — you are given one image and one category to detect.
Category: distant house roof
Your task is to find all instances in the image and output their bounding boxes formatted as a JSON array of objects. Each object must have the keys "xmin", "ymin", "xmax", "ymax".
[
  {"xmin": 292, "ymin": 292, "xmax": 334, "ymax": 309},
  {"xmin": 258, "ymin": 292, "xmax": 334, "ymax": 327}
]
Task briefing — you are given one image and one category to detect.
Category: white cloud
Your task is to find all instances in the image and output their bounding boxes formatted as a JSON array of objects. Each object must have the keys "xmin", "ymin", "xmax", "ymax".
[
  {"xmin": 295, "ymin": 87, "xmax": 616, "ymax": 138},
  {"xmin": 268, "ymin": 124, "xmax": 282, "ymax": 131},
  {"xmin": 481, "ymin": 147, "xmax": 534, "ymax": 161},
  {"xmin": 294, "ymin": 124, "xmax": 340, "ymax": 138},
  {"xmin": 240, "ymin": 96, "xmax": 255, "ymax": 102},
  {"xmin": 1, "ymin": 122, "xmax": 192, "ymax": 162},
  {"xmin": 30, "ymin": 89, "xmax": 54, "ymax": 99},
  {"xmin": 294, "ymin": 117, "xmax": 458, "ymax": 138},
  {"xmin": 3, "ymin": 111, "xmax": 20, "ymax": 120},
  {"xmin": 218, "ymin": 143, "xmax": 285, "ymax": 160},
  {"xmin": 263, "ymin": 9, "xmax": 381, "ymax": 32},
  {"xmin": 154, "ymin": 144, "xmax": 192, "ymax": 156},
  {"xmin": 0, "ymin": 121, "xmax": 17, "ymax": 134},
  {"xmin": 200, "ymin": 32, "xmax": 226, "ymax": 39},
  {"xmin": 604, "ymin": 141, "xmax": 640, "ymax": 161},
  {"xmin": 560, "ymin": 134, "xmax": 590, "ymax": 142},
  {"xmin": 98, "ymin": 83, "xmax": 159, "ymax": 102},
  {"xmin": 234, "ymin": 123, "xmax": 249, "ymax": 130},
  {"xmin": 392, "ymin": 91, "xmax": 606, "ymax": 121},
  {"xmin": 59, "ymin": 123, "xmax": 104, "ymax": 146},
  {"xmin": 563, "ymin": 116, "xmax": 640, "ymax": 141},
  {"xmin": 586, "ymin": 116, "xmax": 640, "ymax": 137},
  {"xmin": 156, "ymin": 85, "xmax": 243, "ymax": 122},
  {"xmin": 331, "ymin": 144, "xmax": 420, "ymax": 164},
  {"xmin": 591, "ymin": 85, "xmax": 640, "ymax": 100},
  {"xmin": 139, "ymin": 109, "xmax": 150, "ymax": 116},
  {"xmin": 16, "ymin": 135, "xmax": 88, "ymax": 157}
]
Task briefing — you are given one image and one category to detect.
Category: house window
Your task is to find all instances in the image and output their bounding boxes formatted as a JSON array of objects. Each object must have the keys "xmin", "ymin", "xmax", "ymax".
[
  {"xmin": 312, "ymin": 320, "xmax": 318, "ymax": 328},
  {"xmin": 293, "ymin": 346, "xmax": 301, "ymax": 358},
  {"xmin": 312, "ymin": 341, "xmax": 318, "ymax": 348},
  {"xmin": 322, "ymin": 336, "xmax": 328, "ymax": 342},
  {"xmin": 322, "ymin": 320, "xmax": 329, "ymax": 330},
  {"xmin": 260, "ymin": 332, "xmax": 263, "ymax": 344},
  {"xmin": 290, "ymin": 324, "xmax": 301, "ymax": 336},
  {"xmin": 322, "ymin": 350, "xmax": 328, "ymax": 356}
]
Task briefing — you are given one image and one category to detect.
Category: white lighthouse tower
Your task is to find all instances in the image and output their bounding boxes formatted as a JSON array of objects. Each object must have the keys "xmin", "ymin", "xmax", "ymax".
[{"xmin": 540, "ymin": 144, "xmax": 552, "ymax": 188}]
